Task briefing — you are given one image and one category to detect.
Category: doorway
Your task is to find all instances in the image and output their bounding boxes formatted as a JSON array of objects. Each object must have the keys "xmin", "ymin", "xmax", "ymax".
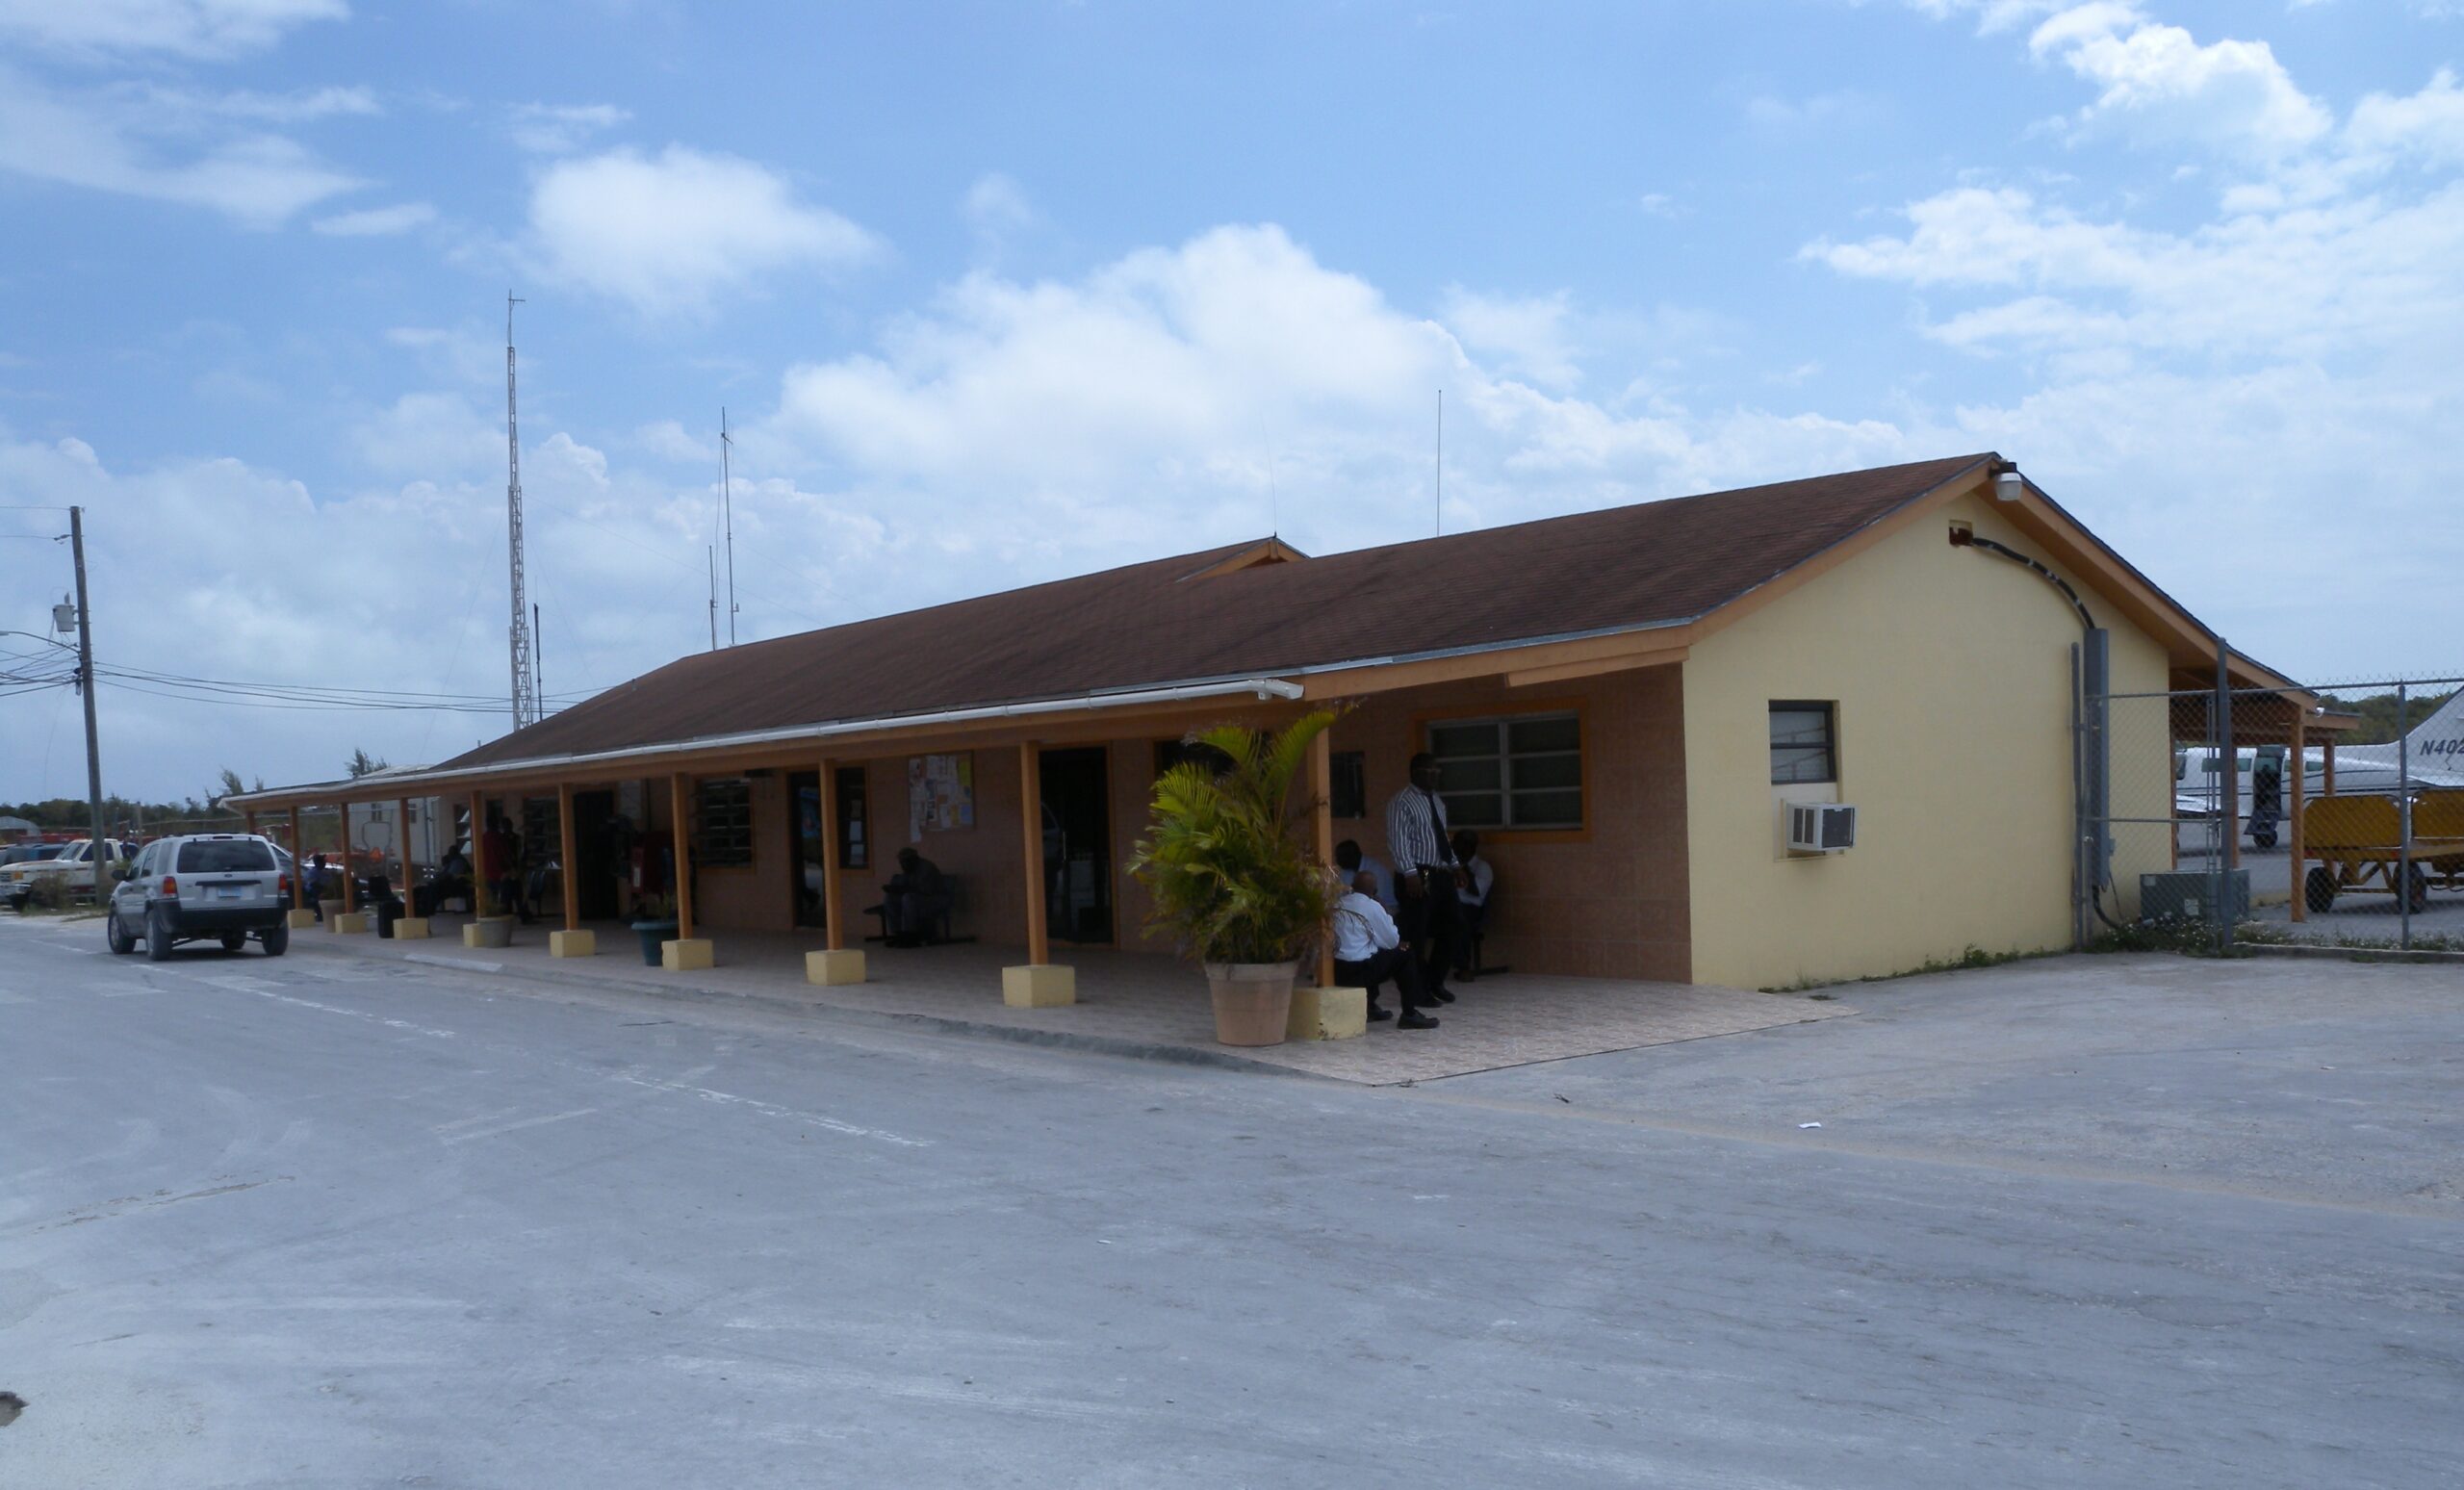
[
  {"xmin": 1040, "ymin": 747, "xmax": 1113, "ymax": 945},
  {"xmin": 571, "ymin": 789, "xmax": 620, "ymax": 920},
  {"xmin": 785, "ymin": 767, "xmax": 868, "ymax": 932}
]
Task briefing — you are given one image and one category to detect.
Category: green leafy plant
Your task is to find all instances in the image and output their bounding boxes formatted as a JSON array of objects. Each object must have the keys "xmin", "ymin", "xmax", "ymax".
[
  {"xmin": 632, "ymin": 890, "xmax": 678, "ymax": 924},
  {"xmin": 1128, "ymin": 710, "xmax": 1340, "ymax": 966}
]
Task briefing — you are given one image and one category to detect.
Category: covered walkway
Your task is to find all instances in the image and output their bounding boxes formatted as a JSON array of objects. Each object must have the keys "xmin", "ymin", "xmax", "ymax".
[{"xmin": 283, "ymin": 915, "xmax": 1850, "ymax": 1085}]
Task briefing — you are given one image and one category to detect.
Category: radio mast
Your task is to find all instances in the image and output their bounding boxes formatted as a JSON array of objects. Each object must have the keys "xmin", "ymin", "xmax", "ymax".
[{"xmin": 504, "ymin": 293, "xmax": 540, "ymax": 730}]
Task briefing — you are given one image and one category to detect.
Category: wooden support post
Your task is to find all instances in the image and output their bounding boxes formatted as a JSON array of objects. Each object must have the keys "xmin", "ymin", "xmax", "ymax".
[
  {"xmin": 1020, "ymin": 739, "xmax": 1049, "ymax": 965},
  {"xmin": 1311, "ymin": 726, "xmax": 1335, "ymax": 989},
  {"xmin": 468, "ymin": 791, "xmax": 486, "ymax": 913},
  {"xmin": 244, "ymin": 809, "xmax": 258, "ymax": 840},
  {"xmin": 288, "ymin": 807, "xmax": 303, "ymax": 907},
  {"xmin": 557, "ymin": 782, "xmax": 580, "ymax": 932},
  {"xmin": 818, "ymin": 758, "xmax": 845, "ymax": 952},
  {"xmin": 398, "ymin": 797, "xmax": 414, "ymax": 886},
  {"xmin": 336, "ymin": 802, "xmax": 354, "ymax": 912},
  {"xmin": 2289, "ymin": 708, "xmax": 2307, "ymax": 922},
  {"xmin": 670, "ymin": 772, "xmax": 695, "ymax": 942},
  {"xmin": 2323, "ymin": 739, "xmax": 2337, "ymax": 796}
]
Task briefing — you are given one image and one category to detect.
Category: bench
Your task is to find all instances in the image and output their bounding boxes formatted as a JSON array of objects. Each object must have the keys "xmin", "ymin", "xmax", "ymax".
[{"xmin": 864, "ymin": 873, "xmax": 975, "ymax": 945}]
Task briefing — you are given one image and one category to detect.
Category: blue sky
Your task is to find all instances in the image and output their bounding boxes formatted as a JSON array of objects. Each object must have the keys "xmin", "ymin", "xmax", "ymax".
[{"xmin": 3, "ymin": 0, "xmax": 2461, "ymax": 801}]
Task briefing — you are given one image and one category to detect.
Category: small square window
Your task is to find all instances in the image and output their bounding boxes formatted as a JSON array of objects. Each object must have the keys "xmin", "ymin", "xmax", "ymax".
[{"xmin": 1769, "ymin": 702, "xmax": 1837, "ymax": 785}]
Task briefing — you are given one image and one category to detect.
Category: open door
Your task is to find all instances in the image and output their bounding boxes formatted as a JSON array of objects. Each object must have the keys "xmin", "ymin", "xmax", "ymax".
[{"xmin": 1040, "ymin": 746, "xmax": 1113, "ymax": 945}]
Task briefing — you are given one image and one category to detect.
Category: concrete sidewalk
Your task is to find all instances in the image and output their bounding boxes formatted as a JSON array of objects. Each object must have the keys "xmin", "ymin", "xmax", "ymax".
[{"xmin": 280, "ymin": 914, "xmax": 1851, "ymax": 1084}]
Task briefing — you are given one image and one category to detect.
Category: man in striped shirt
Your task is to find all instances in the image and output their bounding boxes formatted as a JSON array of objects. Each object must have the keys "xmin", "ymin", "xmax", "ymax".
[{"xmin": 1385, "ymin": 752, "xmax": 1464, "ymax": 1005}]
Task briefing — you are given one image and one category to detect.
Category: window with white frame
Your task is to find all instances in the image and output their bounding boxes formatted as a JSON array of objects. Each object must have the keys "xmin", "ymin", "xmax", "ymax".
[{"xmin": 1425, "ymin": 711, "xmax": 1583, "ymax": 831}]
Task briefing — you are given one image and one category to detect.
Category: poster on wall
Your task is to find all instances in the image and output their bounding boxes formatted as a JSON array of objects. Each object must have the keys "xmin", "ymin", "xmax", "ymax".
[{"xmin": 907, "ymin": 753, "xmax": 974, "ymax": 841}]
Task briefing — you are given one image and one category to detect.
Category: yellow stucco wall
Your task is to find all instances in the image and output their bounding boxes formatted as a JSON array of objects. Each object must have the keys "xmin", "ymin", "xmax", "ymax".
[{"xmin": 1682, "ymin": 491, "xmax": 2172, "ymax": 989}]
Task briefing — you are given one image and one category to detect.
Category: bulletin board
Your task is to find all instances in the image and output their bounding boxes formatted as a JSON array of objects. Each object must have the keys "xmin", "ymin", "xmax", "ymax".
[{"xmin": 907, "ymin": 753, "xmax": 974, "ymax": 840}]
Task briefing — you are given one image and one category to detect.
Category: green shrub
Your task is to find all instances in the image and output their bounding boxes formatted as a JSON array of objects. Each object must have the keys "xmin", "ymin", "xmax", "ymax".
[{"xmin": 1128, "ymin": 710, "xmax": 1339, "ymax": 966}]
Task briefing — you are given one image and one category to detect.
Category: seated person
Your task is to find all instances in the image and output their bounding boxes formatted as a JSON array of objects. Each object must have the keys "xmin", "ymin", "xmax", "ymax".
[
  {"xmin": 1331, "ymin": 837, "xmax": 1399, "ymax": 913},
  {"xmin": 876, "ymin": 847, "xmax": 949, "ymax": 947},
  {"xmin": 1451, "ymin": 830, "xmax": 1495, "ymax": 978},
  {"xmin": 418, "ymin": 841, "xmax": 475, "ymax": 917},
  {"xmin": 1332, "ymin": 871, "xmax": 1437, "ymax": 1031}
]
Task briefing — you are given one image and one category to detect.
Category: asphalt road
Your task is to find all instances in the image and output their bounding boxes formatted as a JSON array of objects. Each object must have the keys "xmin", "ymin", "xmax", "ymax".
[{"xmin": 4, "ymin": 918, "xmax": 2458, "ymax": 1488}]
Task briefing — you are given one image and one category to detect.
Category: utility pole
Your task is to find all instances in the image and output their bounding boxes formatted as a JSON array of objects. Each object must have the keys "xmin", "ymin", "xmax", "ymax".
[{"xmin": 68, "ymin": 505, "xmax": 104, "ymax": 855}]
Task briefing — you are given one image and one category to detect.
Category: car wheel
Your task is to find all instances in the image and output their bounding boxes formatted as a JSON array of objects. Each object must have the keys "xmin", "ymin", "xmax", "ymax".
[
  {"xmin": 2252, "ymin": 828, "xmax": 2277, "ymax": 850},
  {"xmin": 8, "ymin": 894, "xmax": 26, "ymax": 913},
  {"xmin": 2406, "ymin": 862, "xmax": 2431, "ymax": 914},
  {"xmin": 144, "ymin": 907, "xmax": 174, "ymax": 961},
  {"xmin": 219, "ymin": 932, "xmax": 247, "ymax": 952},
  {"xmin": 261, "ymin": 921, "xmax": 289, "ymax": 957},
  {"xmin": 106, "ymin": 911, "xmax": 134, "ymax": 955}
]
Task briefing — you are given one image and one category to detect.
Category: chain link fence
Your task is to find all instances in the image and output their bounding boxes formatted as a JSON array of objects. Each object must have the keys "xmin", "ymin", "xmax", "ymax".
[{"xmin": 2085, "ymin": 659, "xmax": 2464, "ymax": 953}]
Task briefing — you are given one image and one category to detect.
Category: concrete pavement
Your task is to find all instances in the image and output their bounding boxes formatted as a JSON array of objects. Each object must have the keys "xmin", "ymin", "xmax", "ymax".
[{"xmin": 3, "ymin": 918, "xmax": 2457, "ymax": 1487}]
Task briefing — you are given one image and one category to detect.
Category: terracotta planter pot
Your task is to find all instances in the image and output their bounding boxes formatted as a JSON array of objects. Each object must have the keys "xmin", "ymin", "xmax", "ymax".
[{"xmin": 1203, "ymin": 961, "xmax": 1297, "ymax": 1046}]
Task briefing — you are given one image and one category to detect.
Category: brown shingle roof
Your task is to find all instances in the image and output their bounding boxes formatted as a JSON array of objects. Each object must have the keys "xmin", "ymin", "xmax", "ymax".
[{"xmin": 445, "ymin": 452, "xmax": 1994, "ymax": 768}]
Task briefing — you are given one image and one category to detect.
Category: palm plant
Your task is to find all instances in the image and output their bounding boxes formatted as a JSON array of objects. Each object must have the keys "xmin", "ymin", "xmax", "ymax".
[{"xmin": 1128, "ymin": 709, "xmax": 1341, "ymax": 965}]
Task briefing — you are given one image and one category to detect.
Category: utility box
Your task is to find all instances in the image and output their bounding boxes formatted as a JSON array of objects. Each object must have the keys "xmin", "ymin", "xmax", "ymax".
[{"xmin": 2140, "ymin": 869, "xmax": 2248, "ymax": 924}]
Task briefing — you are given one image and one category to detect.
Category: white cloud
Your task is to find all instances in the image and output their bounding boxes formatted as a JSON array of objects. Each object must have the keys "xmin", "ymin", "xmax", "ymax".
[
  {"xmin": 524, "ymin": 145, "xmax": 881, "ymax": 315},
  {"xmin": 507, "ymin": 101, "xmax": 628, "ymax": 155},
  {"xmin": 0, "ymin": 64, "xmax": 362, "ymax": 225},
  {"xmin": 2027, "ymin": 4, "xmax": 2331, "ymax": 159},
  {"xmin": 1440, "ymin": 288, "xmax": 1582, "ymax": 391},
  {"xmin": 2346, "ymin": 68, "xmax": 2464, "ymax": 171},
  {"xmin": 349, "ymin": 391, "xmax": 500, "ymax": 479},
  {"xmin": 0, "ymin": 0, "xmax": 346, "ymax": 58},
  {"xmin": 962, "ymin": 171, "xmax": 1037, "ymax": 258},
  {"xmin": 764, "ymin": 224, "xmax": 1915, "ymax": 564},
  {"xmin": 632, "ymin": 419, "xmax": 713, "ymax": 464},
  {"xmin": 312, "ymin": 200, "xmax": 433, "ymax": 236}
]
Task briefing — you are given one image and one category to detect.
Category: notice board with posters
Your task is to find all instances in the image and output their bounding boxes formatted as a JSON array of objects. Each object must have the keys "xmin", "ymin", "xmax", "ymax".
[{"xmin": 907, "ymin": 753, "xmax": 974, "ymax": 841}]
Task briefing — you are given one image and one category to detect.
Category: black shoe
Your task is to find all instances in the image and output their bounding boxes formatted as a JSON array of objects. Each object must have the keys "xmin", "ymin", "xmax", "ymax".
[
  {"xmin": 1428, "ymin": 987, "xmax": 1456, "ymax": 1004},
  {"xmin": 1367, "ymin": 1005, "xmax": 1395, "ymax": 1022},
  {"xmin": 1398, "ymin": 1011, "xmax": 1440, "ymax": 1030}
]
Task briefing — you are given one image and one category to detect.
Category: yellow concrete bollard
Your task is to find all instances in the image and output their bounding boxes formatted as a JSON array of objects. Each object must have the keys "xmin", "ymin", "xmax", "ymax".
[
  {"xmin": 1286, "ymin": 985, "xmax": 1368, "ymax": 1040},
  {"xmin": 391, "ymin": 917, "xmax": 430, "ymax": 940},
  {"xmin": 1001, "ymin": 963, "xmax": 1076, "ymax": 1008},
  {"xmin": 330, "ymin": 912, "xmax": 369, "ymax": 936},
  {"xmin": 660, "ymin": 938, "xmax": 715, "ymax": 971},
  {"xmin": 549, "ymin": 929, "xmax": 597, "ymax": 958},
  {"xmin": 806, "ymin": 949, "xmax": 866, "ymax": 986}
]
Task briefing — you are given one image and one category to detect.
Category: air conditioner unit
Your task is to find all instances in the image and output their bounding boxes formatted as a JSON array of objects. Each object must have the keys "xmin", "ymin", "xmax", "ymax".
[{"xmin": 1787, "ymin": 803, "xmax": 1858, "ymax": 854}]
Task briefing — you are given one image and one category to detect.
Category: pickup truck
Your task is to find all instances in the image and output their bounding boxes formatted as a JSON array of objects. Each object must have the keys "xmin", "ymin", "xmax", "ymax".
[{"xmin": 1, "ymin": 837, "xmax": 131, "ymax": 912}]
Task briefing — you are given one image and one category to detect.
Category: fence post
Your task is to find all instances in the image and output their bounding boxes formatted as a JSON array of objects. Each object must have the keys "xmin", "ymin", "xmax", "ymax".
[{"xmin": 2399, "ymin": 680, "xmax": 2412, "ymax": 950}]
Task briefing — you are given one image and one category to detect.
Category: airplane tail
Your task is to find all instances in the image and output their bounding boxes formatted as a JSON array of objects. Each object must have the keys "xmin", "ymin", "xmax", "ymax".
[{"xmin": 2400, "ymin": 687, "xmax": 2464, "ymax": 770}]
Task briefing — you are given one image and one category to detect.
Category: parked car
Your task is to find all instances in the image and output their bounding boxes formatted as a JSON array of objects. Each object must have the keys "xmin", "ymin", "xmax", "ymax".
[
  {"xmin": 2, "ymin": 836, "xmax": 129, "ymax": 911},
  {"xmin": 0, "ymin": 841, "xmax": 65, "ymax": 868},
  {"xmin": 106, "ymin": 834, "xmax": 291, "ymax": 960}
]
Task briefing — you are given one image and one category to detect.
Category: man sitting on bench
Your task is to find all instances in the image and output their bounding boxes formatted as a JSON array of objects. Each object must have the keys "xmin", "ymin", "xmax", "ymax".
[{"xmin": 878, "ymin": 847, "xmax": 950, "ymax": 947}]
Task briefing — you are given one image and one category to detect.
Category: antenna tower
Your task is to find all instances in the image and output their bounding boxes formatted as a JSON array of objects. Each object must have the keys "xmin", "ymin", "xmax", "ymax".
[
  {"xmin": 504, "ymin": 293, "xmax": 539, "ymax": 730},
  {"xmin": 720, "ymin": 407, "xmax": 739, "ymax": 646}
]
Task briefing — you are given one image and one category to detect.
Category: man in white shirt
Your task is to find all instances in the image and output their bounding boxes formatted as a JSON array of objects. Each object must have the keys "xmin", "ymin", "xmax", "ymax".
[
  {"xmin": 1331, "ymin": 871, "xmax": 1437, "ymax": 1030},
  {"xmin": 1451, "ymin": 830, "xmax": 1495, "ymax": 981},
  {"xmin": 1332, "ymin": 838, "xmax": 1397, "ymax": 913},
  {"xmin": 1384, "ymin": 752, "xmax": 1465, "ymax": 1005}
]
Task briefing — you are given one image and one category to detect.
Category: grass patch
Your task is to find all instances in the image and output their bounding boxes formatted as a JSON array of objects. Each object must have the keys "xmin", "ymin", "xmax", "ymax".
[{"xmin": 1761, "ymin": 942, "xmax": 2042, "ymax": 994}]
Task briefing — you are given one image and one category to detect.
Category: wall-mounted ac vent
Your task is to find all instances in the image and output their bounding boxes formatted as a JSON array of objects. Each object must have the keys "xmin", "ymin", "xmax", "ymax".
[{"xmin": 1787, "ymin": 803, "xmax": 1858, "ymax": 855}]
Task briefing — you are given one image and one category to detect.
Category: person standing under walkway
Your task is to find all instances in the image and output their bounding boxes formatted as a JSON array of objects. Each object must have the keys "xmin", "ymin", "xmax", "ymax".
[
  {"xmin": 1332, "ymin": 870, "xmax": 1436, "ymax": 1030},
  {"xmin": 1385, "ymin": 752, "xmax": 1463, "ymax": 1005}
]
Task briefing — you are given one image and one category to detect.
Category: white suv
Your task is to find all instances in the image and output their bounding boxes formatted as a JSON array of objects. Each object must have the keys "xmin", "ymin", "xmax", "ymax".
[{"xmin": 107, "ymin": 834, "xmax": 291, "ymax": 961}]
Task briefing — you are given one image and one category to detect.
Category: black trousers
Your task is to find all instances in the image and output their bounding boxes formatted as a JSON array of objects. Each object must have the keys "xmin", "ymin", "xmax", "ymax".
[
  {"xmin": 885, "ymin": 889, "xmax": 950, "ymax": 939},
  {"xmin": 1401, "ymin": 865, "xmax": 1464, "ymax": 994},
  {"xmin": 1335, "ymin": 946, "xmax": 1424, "ymax": 1013}
]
